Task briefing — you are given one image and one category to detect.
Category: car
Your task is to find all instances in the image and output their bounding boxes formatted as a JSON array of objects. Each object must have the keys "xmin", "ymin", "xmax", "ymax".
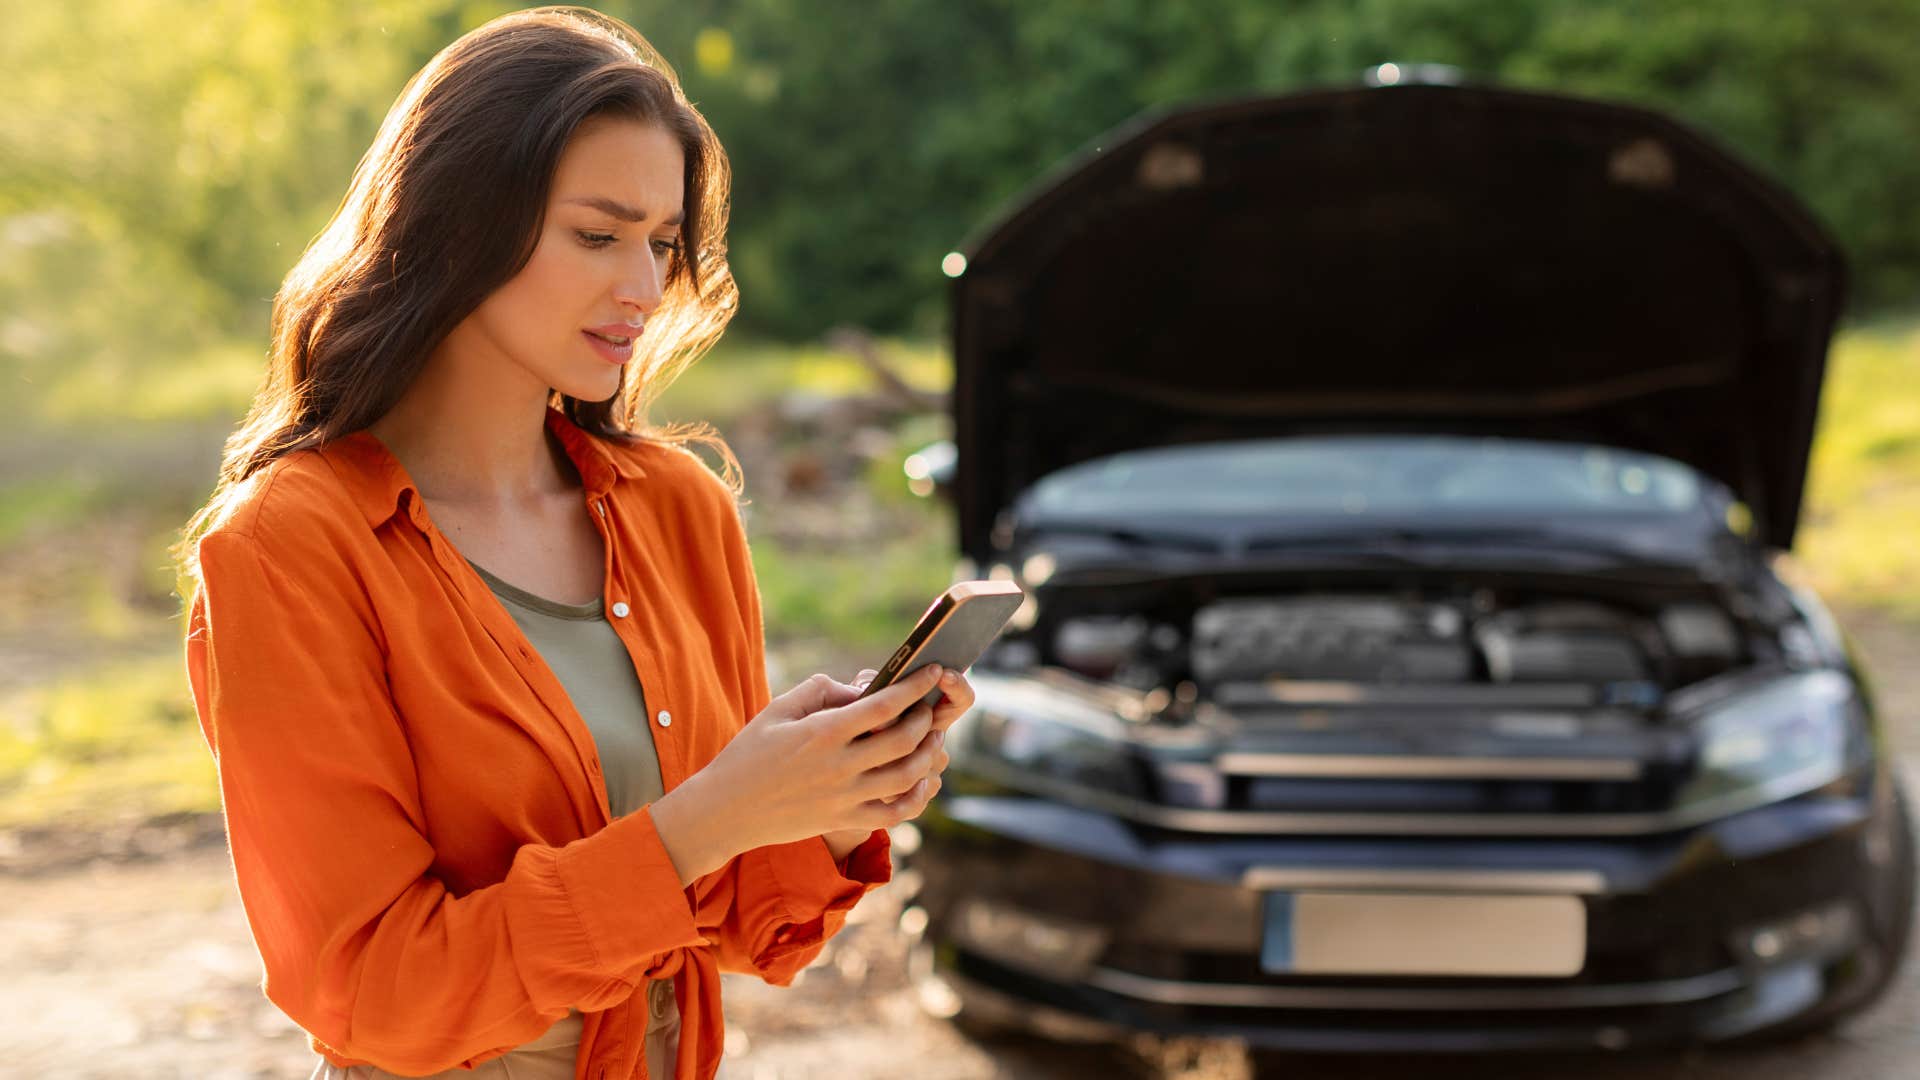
[{"xmin": 900, "ymin": 74, "xmax": 1916, "ymax": 1054}]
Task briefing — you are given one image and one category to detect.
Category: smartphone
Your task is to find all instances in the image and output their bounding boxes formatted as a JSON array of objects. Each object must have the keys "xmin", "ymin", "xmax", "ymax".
[{"xmin": 856, "ymin": 579, "xmax": 1026, "ymax": 710}]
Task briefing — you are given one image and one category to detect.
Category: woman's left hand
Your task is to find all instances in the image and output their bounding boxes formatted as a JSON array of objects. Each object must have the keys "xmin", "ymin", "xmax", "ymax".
[
  {"xmin": 849, "ymin": 665, "xmax": 973, "ymax": 802},
  {"xmin": 817, "ymin": 666, "xmax": 974, "ymax": 856},
  {"xmin": 860, "ymin": 665, "xmax": 975, "ymax": 735}
]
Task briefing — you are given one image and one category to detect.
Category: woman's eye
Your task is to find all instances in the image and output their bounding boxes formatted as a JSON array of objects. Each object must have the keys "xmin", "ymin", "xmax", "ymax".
[
  {"xmin": 577, "ymin": 231, "xmax": 617, "ymax": 249},
  {"xmin": 651, "ymin": 237, "xmax": 681, "ymax": 259}
]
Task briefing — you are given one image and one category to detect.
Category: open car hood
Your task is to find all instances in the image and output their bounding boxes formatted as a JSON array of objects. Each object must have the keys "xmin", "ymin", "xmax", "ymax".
[{"xmin": 948, "ymin": 83, "xmax": 1844, "ymax": 561}]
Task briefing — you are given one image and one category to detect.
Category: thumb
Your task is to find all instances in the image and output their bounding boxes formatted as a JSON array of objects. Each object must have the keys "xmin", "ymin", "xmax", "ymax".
[
  {"xmin": 810, "ymin": 668, "xmax": 890, "ymax": 711},
  {"xmin": 763, "ymin": 674, "xmax": 841, "ymax": 721},
  {"xmin": 817, "ymin": 676, "xmax": 864, "ymax": 711},
  {"xmin": 817, "ymin": 672, "xmax": 874, "ymax": 710}
]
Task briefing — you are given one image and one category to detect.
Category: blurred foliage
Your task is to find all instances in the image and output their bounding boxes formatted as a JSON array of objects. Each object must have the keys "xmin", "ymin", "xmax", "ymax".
[
  {"xmin": 6, "ymin": 0, "xmax": 1920, "ymax": 355},
  {"xmin": 0, "ymin": 475, "xmax": 105, "ymax": 548},
  {"xmin": 749, "ymin": 506, "xmax": 957, "ymax": 658},
  {"xmin": 592, "ymin": 0, "xmax": 1920, "ymax": 334},
  {"xmin": 648, "ymin": 335, "xmax": 949, "ymax": 425},
  {"xmin": 0, "ymin": 654, "xmax": 219, "ymax": 827},
  {"xmin": 1797, "ymin": 325, "xmax": 1920, "ymax": 616}
]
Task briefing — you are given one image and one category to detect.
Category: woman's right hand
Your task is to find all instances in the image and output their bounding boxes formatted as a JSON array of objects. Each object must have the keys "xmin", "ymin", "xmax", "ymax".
[{"xmin": 648, "ymin": 664, "xmax": 948, "ymax": 884}]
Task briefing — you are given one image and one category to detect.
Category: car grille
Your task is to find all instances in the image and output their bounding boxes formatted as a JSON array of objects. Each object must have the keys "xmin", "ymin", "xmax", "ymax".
[{"xmin": 1228, "ymin": 774, "xmax": 1679, "ymax": 815}]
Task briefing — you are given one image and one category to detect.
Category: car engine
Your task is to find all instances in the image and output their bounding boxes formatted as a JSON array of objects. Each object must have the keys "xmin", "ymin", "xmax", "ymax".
[
  {"xmin": 1190, "ymin": 597, "xmax": 1474, "ymax": 684},
  {"xmin": 1027, "ymin": 588, "xmax": 1747, "ymax": 699}
]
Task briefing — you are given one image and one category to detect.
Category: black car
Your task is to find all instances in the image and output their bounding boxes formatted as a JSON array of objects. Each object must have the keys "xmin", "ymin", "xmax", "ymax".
[{"xmin": 902, "ymin": 78, "xmax": 1916, "ymax": 1053}]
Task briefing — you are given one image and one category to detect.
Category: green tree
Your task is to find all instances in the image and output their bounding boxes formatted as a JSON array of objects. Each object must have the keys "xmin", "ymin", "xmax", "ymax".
[{"xmin": 8, "ymin": 0, "xmax": 1919, "ymax": 363}]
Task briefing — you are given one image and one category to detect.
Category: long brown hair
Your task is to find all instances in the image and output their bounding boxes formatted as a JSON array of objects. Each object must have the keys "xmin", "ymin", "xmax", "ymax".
[{"xmin": 174, "ymin": 6, "xmax": 739, "ymax": 592}]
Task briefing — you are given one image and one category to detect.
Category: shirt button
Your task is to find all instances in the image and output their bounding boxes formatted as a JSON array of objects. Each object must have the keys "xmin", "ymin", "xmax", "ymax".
[
  {"xmin": 656, "ymin": 710, "xmax": 672, "ymax": 728},
  {"xmin": 611, "ymin": 601, "xmax": 631, "ymax": 618}
]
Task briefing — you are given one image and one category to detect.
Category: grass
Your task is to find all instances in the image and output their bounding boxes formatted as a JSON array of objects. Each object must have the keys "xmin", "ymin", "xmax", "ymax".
[
  {"xmin": 1794, "ymin": 325, "xmax": 1920, "ymax": 617},
  {"xmin": 32, "ymin": 339, "xmax": 269, "ymax": 426},
  {"xmin": 752, "ymin": 505, "xmax": 961, "ymax": 659},
  {"xmin": 0, "ymin": 654, "xmax": 219, "ymax": 828},
  {"xmin": 648, "ymin": 334, "xmax": 950, "ymax": 426},
  {"xmin": 0, "ymin": 475, "xmax": 109, "ymax": 547}
]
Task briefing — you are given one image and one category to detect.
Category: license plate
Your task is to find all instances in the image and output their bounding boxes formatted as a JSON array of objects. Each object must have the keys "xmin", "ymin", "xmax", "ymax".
[{"xmin": 1261, "ymin": 891, "xmax": 1586, "ymax": 977}]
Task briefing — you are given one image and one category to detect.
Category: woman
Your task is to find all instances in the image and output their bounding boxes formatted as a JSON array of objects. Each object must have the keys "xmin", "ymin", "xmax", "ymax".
[{"xmin": 175, "ymin": 8, "xmax": 970, "ymax": 1079}]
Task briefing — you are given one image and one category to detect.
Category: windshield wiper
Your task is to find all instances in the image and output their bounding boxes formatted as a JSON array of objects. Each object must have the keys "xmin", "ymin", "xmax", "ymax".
[
  {"xmin": 1021, "ymin": 521, "xmax": 1693, "ymax": 576},
  {"xmin": 1017, "ymin": 518, "xmax": 1230, "ymax": 555},
  {"xmin": 1231, "ymin": 527, "xmax": 1457, "ymax": 566},
  {"xmin": 1243, "ymin": 524, "xmax": 1675, "ymax": 565}
]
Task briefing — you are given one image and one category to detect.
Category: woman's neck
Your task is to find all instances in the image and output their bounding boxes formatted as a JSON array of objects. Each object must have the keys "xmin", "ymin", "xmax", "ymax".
[{"xmin": 365, "ymin": 338, "xmax": 578, "ymax": 507}]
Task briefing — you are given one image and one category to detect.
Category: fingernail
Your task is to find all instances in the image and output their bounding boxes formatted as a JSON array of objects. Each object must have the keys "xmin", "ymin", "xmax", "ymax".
[{"xmin": 941, "ymin": 670, "xmax": 959, "ymax": 684}]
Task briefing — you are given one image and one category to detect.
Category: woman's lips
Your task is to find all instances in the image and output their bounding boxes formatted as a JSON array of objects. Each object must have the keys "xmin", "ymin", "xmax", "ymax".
[{"xmin": 582, "ymin": 329, "xmax": 634, "ymax": 364}]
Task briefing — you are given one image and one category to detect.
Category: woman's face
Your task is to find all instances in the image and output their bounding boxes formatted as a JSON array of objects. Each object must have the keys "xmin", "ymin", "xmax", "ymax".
[{"xmin": 457, "ymin": 115, "xmax": 686, "ymax": 403}]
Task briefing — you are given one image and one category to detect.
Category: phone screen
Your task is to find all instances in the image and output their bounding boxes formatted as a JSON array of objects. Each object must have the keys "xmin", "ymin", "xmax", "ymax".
[{"xmin": 857, "ymin": 580, "xmax": 1025, "ymax": 708}]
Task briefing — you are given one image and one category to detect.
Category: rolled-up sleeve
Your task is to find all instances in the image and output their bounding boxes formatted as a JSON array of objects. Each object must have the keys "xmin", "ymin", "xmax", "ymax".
[
  {"xmin": 186, "ymin": 526, "xmax": 706, "ymax": 1075},
  {"xmin": 691, "ymin": 828, "xmax": 892, "ymax": 983}
]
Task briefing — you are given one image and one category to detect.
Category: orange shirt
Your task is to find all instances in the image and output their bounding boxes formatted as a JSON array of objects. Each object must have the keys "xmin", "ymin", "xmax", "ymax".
[{"xmin": 183, "ymin": 407, "xmax": 890, "ymax": 1080}]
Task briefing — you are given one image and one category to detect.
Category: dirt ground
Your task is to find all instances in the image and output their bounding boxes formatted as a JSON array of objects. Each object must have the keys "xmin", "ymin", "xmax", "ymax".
[{"xmin": 2, "ymin": 608, "xmax": 1915, "ymax": 1080}]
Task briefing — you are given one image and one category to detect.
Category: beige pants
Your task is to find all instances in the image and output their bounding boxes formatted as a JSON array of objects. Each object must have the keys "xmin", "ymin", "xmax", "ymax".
[{"xmin": 309, "ymin": 980, "xmax": 681, "ymax": 1079}]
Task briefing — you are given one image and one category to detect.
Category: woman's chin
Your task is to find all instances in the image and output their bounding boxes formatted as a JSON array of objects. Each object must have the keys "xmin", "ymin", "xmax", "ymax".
[{"xmin": 551, "ymin": 368, "xmax": 626, "ymax": 404}]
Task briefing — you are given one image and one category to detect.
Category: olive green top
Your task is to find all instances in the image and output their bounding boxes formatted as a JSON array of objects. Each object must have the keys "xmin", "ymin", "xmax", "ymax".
[{"xmin": 464, "ymin": 557, "xmax": 665, "ymax": 819}]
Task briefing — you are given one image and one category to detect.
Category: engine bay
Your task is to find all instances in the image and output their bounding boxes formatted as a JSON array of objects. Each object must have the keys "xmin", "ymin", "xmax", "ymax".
[{"xmin": 995, "ymin": 575, "xmax": 1756, "ymax": 710}]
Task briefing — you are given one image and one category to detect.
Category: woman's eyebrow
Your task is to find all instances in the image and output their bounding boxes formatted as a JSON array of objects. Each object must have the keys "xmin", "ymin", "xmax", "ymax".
[{"xmin": 562, "ymin": 195, "xmax": 684, "ymax": 226}]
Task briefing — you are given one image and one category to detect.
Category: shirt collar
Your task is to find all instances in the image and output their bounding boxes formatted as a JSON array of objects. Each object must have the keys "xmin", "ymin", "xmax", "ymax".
[{"xmin": 325, "ymin": 406, "xmax": 649, "ymax": 530}]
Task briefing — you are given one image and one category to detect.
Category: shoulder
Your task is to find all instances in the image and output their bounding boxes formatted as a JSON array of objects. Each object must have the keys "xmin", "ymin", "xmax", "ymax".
[
  {"xmin": 188, "ymin": 450, "xmax": 390, "ymax": 655},
  {"xmin": 197, "ymin": 447, "xmax": 380, "ymax": 570},
  {"xmin": 619, "ymin": 436, "xmax": 747, "ymax": 524},
  {"xmin": 606, "ymin": 436, "xmax": 758, "ymax": 579}
]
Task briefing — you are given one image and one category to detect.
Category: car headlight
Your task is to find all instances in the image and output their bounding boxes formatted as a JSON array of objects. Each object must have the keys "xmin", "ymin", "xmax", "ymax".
[
  {"xmin": 1675, "ymin": 670, "xmax": 1866, "ymax": 810},
  {"xmin": 951, "ymin": 674, "xmax": 1153, "ymax": 801}
]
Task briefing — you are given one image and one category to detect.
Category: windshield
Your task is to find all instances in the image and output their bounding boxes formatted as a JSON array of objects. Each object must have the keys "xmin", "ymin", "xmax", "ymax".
[{"xmin": 1021, "ymin": 436, "xmax": 1709, "ymax": 520}]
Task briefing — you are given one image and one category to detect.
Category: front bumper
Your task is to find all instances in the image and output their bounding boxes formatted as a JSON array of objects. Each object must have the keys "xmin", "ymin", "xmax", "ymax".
[{"xmin": 910, "ymin": 766, "xmax": 1903, "ymax": 1053}]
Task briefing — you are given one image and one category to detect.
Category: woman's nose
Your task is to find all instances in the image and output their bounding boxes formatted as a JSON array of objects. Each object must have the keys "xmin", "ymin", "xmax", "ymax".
[{"xmin": 614, "ymin": 252, "xmax": 666, "ymax": 314}]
